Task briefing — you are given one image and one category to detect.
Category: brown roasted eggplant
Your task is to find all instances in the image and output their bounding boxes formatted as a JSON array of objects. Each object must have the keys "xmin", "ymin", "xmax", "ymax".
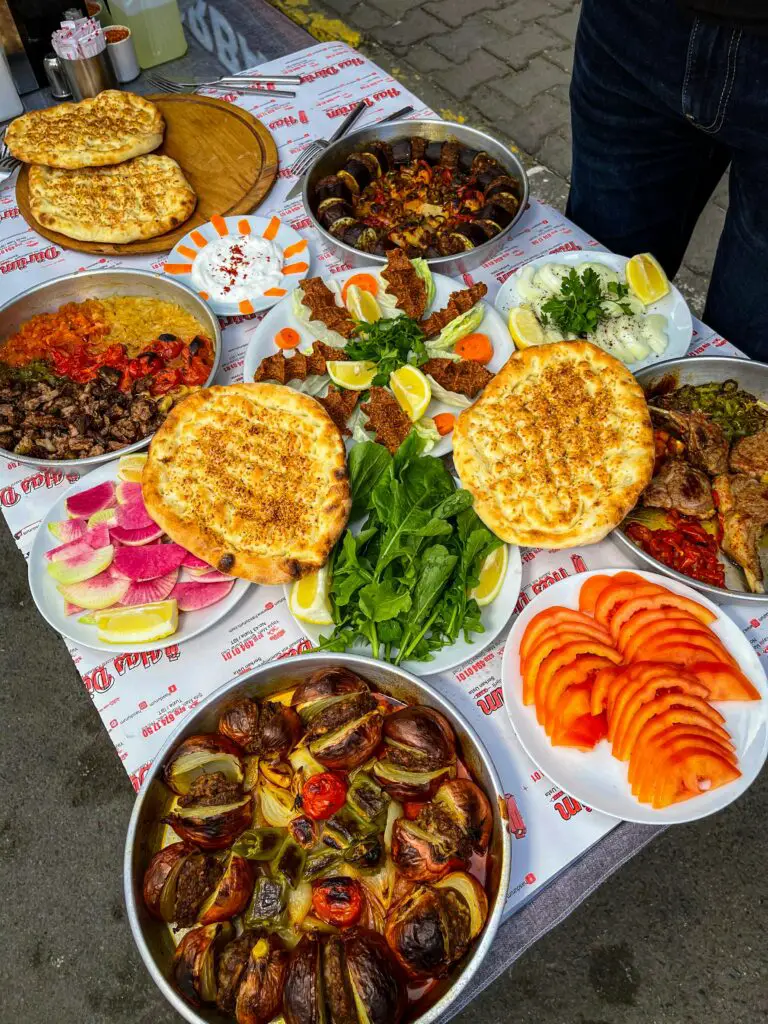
[
  {"xmin": 173, "ymin": 921, "xmax": 233, "ymax": 1007},
  {"xmin": 435, "ymin": 871, "xmax": 489, "ymax": 939},
  {"xmin": 433, "ymin": 778, "xmax": 492, "ymax": 854},
  {"xmin": 384, "ymin": 885, "xmax": 471, "ymax": 979},
  {"xmin": 291, "ymin": 667, "xmax": 370, "ymax": 723},
  {"xmin": 390, "ymin": 815, "xmax": 467, "ymax": 882},
  {"xmin": 256, "ymin": 702, "xmax": 302, "ymax": 760},
  {"xmin": 218, "ymin": 698, "xmax": 260, "ymax": 752},
  {"xmin": 235, "ymin": 935, "xmax": 289, "ymax": 1024},
  {"xmin": 315, "ymin": 174, "xmax": 351, "ymax": 205},
  {"xmin": 344, "ymin": 928, "xmax": 406, "ymax": 1024},
  {"xmin": 163, "ymin": 793, "xmax": 253, "ymax": 850},
  {"xmin": 216, "ymin": 931, "xmax": 259, "ymax": 1016},
  {"xmin": 383, "ymin": 706, "xmax": 457, "ymax": 767},
  {"xmin": 142, "ymin": 841, "xmax": 198, "ymax": 921},
  {"xmin": 309, "ymin": 708, "xmax": 383, "ymax": 771},
  {"xmin": 371, "ymin": 759, "xmax": 454, "ymax": 802},
  {"xmin": 163, "ymin": 734, "xmax": 244, "ymax": 795},
  {"xmin": 283, "ymin": 935, "xmax": 325, "ymax": 1024},
  {"xmin": 198, "ymin": 852, "xmax": 254, "ymax": 924}
]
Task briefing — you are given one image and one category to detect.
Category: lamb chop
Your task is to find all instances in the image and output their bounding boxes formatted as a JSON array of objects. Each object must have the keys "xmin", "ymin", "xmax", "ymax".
[
  {"xmin": 729, "ymin": 427, "xmax": 768, "ymax": 478},
  {"xmin": 649, "ymin": 407, "xmax": 729, "ymax": 476},
  {"xmin": 712, "ymin": 473, "xmax": 768, "ymax": 593},
  {"xmin": 641, "ymin": 459, "xmax": 715, "ymax": 519}
]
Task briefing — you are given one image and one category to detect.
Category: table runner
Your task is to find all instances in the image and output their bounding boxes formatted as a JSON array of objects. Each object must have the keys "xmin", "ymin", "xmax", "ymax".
[{"xmin": 2, "ymin": 38, "xmax": 766, "ymax": 987}]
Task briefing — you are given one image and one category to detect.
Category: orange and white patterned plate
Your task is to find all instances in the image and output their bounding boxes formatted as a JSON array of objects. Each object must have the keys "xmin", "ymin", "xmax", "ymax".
[{"xmin": 164, "ymin": 214, "xmax": 311, "ymax": 316}]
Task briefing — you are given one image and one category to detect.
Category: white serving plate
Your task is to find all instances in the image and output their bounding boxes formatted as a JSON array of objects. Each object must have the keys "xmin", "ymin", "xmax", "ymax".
[
  {"xmin": 501, "ymin": 568, "xmax": 768, "ymax": 824},
  {"xmin": 164, "ymin": 215, "xmax": 310, "ymax": 316},
  {"xmin": 286, "ymin": 544, "xmax": 522, "ymax": 676},
  {"xmin": 494, "ymin": 250, "xmax": 692, "ymax": 372},
  {"xmin": 243, "ymin": 266, "xmax": 515, "ymax": 457},
  {"xmin": 29, "ymin": 462, "xmax": 250, "ymax": 654}
]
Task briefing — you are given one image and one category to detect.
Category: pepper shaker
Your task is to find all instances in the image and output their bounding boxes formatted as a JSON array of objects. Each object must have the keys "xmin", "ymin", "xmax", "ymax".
[{"xmin": 104, "ymin": 25, "xmax": 139, "ymax": 83}]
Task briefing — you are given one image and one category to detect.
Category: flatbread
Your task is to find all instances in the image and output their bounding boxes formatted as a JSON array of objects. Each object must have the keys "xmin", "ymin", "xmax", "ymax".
[
  {"xmin": 6, "ymin": 91, "xmax": 164, "ymax": 168},
  {"xmin": 143, "ymin": 383, "xmax": 351, "ymax": 585},
  {"xmin": 454, "ymin": 341, "xmax": 654, "ymax": 548},
  {"xmin": 28, "ymin": 156, "xmax": 196, "ymax": 243}
]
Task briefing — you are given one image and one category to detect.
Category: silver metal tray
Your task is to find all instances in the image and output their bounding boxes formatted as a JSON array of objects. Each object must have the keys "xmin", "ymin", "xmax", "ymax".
[
  {"xmin": 124, "ymin": 653, "xmax": 511, "ymax": 1024},
  {"xmin": 0, "ymin": 269, "xmax": 222, "ymax": 469},
  {"xmin": 613, "ymin": 355, "xmax": 768, "ymax": 604},
  {"xmin": 302, "ymin": 119, "xmax": 529, "ymax": 274}
]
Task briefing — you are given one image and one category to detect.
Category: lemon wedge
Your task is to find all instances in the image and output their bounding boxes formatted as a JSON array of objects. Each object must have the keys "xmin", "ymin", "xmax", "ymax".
[
  {"xmin": 117, "ymin": 453, "xmax": 148, "ymax": 483},
  {"xmin": 346, "ymin": 284, "xmax": 382, "ymax": 323},
  {"xmin": 469, "ymin": 545, "xmax": 508, "ymax": 606},
  {"xmin": 289, "ymin": 565, "xmax": 334, "ymax": 625},
  {"xmin": 507, "ymin": 307, "xmax": 545, "ymax": 349},
  {"xmin": 625, "ymin": 253, "xmax": 670, "ymax": 305},
  {"xmin": 327, "ymin": 360, "xmax": 378, "ymax": 391},
  {"xmin": 87, "ymin": 507, "xmax": 117, "ymax": 528},
  {"xmin": 389, "ymin": 365, "xmax": 432, "ymax": 421},
  {"xmin": 93, "ymin": 600, "xmax": 179, "ymax": 644}
]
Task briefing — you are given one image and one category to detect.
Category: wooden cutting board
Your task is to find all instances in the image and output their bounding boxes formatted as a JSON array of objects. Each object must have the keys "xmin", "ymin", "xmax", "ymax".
[{"xmin": 16, "ymin": 93, "xmax": 279, "ymax": 256}]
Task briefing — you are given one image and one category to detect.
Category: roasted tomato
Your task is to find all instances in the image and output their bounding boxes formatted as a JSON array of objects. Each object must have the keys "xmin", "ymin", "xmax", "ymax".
[
  {"xmin": 301, "ymin": 772, "xmax": 347, "ymax": 821},
  {"xmin": 311, "ymin": 876, "xmax": 363, "ymax": 928},
  {"xmin": 151, "ymin": 367, "xmax": 183, "ymax": 395}
]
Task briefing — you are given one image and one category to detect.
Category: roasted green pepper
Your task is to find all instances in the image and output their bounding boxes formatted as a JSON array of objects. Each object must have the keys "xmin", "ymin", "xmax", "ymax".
[
  {"xmin": 346, "ymin": 771, "xmax": 390, "ymax": 822},
  {"xmin": 232, "ymin": 827, "xmax": 284, "ymax": 861},
  {"xmin": 244, "ymin": 875, "xmax": 286, "ymax": 928},
  {"xmin": 272, "ymin": 835, "xmax": 306, "ymax": 888}
]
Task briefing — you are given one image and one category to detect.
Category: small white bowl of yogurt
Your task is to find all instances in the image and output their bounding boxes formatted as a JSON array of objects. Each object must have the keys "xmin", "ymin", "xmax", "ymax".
[{"xmin": 164, "ymin": 214, "xmax": 311, "ymax": 316}]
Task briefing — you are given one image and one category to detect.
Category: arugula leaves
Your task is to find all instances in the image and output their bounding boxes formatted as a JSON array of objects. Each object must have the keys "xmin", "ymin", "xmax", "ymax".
[
  {"xmin": 313, "ymin": 434, "xmax": 502, "ymax": 664},
  {"xmin": 540, "ymin": 268, "xmax": 633, "ymax": 336},
  {"xmin": 345, "ymin": 316, "xmax": 429, "ymax": 386}
]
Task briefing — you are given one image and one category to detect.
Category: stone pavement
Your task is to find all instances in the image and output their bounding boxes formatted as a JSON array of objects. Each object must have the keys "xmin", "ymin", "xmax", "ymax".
[{"xmin": 271, "ymin": 0, "xmax": 731, "ymax": 316}]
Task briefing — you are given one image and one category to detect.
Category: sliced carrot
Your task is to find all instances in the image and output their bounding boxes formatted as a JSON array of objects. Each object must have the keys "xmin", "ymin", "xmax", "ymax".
[
  {"xmin": 609, "ymin": 592, "xmax": 716, "ymax": 640},
  {"xmin": 455, "ymin": 332, "xmax": 494, "ymax": 364},
  {"xmin": 687, "ymin": 661, "xmax": 761, "ymax": 702},
  {"xmin": 519, "ymin": 607, "xmax": 612, "ymax": 664},
  {"xmin": 275, "ymin": 327, "xmax": 301, "ymax": 349},
  {"xmin": 433, "ymin": 412, "xmax": 456, "ymax": 436},
  {"xmin": 342, "ymin": 273, "xmax": 379, "ymax": 303},
  {"xmin": 593, "ymin": 582, "xmax": 667, "ymax": 627},
  {"xmin": 627, "ymin": 708, "xmax": 733, "ymax": 787},
  {"xmin": 614, "ymin": 692, "xmax": 724, "ymax": 762}
]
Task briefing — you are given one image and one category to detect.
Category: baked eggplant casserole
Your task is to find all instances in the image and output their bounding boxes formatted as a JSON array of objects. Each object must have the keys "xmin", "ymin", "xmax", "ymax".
[
  {"xmin": 311, "ymin": 137, "xmax": 521, "ymax": 258},
  {"xmin": 142, "ymin": 666, "xmax": 494, "ymax": 1023}
]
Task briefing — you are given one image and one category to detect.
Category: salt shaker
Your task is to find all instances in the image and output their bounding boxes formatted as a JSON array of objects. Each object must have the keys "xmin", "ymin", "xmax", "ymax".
[{"xmin": 0, "ymin": 44, "xmax": 24, "ymax": 121}]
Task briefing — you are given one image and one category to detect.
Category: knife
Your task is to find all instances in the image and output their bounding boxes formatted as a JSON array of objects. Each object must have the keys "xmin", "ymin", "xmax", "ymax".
[{"xmin": 283, "ymin": 104, "xmax": 415, "ymax": 203}]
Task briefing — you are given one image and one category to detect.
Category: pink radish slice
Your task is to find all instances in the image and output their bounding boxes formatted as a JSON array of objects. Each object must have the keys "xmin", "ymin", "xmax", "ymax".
[
  {"xmin": 116, "ymin": 481, "xmax": 142, "ymax": 505},
  {"xmin": 58, "ymin": 569, "xmax": 130, "ymax": 610},
  {"xmin": 113, "ymin": 542, "xmax": 187, "ymax": 581},
  {"xmin": 85, "ymin": 523, "xmax": 111, "ymax": 548},
  {"xmin": 49, "ymin": 518, "xmax": 87, "ymax": 542},
  {"xmin": 65, "ymin": 481, "xmax": 116, "ymax": 519},
  {"xmin": 115, "ymin": 500, "xmax": 155, "ymax": 531},
  {"xmin": 120, "ymin": 569, "xmax": 179, "ymax": 607},
  {"xmin": 45, "ymin": 539, "xmax": 93, "ymax": 563},
  {"xmin": 65, "ymin": 602, "xmax": 85, "ymax": 616},
  {"xmin": 181, "ymin": 552, "xmax": 211, "ymax": 569},
  {"xmin": 170, "ymin": 580, "xmax": 235, "ymax": 611},
  {"xmin": 110, "ymin": 524, "xmax": 164, "ymax": 546},
  {"xmin": 179, "ymin": 567, "xmax": 232, "ymax": 584}
]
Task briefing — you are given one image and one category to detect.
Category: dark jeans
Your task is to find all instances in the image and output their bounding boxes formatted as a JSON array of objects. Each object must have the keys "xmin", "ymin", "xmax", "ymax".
[{"xmin": 566, "ymin": 0, "xmax": 768, "ymax": 361}]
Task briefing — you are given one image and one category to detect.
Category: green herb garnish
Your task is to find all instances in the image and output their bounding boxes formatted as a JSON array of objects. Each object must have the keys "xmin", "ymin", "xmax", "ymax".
[
  {"xmin": 312, "ymin": 432, "xmax": 502, "ymax": 665},
  {"xmin": 540, "ymin": 268, "xmax": 633, "ymax": 336},
  {"xmin": 346, "ymin": 316, "xmax": 429, "ymax": 386}
]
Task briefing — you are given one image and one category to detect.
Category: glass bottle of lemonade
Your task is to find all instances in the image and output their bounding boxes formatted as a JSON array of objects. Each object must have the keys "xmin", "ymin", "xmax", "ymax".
[{"xmin": 107, "ymin": 0, "xmax": 187, "ymax": 68}]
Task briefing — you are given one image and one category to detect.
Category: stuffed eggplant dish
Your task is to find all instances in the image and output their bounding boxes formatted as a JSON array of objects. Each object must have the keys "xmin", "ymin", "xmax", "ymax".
[
  {"xmin": 312, "ymin": 136, "xmax": 521, "ymax": 259},
  {"xmin": 142, "ymin": 666, "xmax": 495, "ymax": 1023}
]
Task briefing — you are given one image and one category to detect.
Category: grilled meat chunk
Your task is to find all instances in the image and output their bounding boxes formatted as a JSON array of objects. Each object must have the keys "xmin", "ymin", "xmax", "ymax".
[
  {"xmin": 419, "ymin": 282, "xmax": 487, "ymax": 339},
  {"xmin": 298, "ymin": 277, "xmax": 356, "ymax": 339},
  {"xmin": 318, "ymin": 386, "xmax": 359, "ymax": 436},
  {"xmin": 729, "ymin": 427, "xmax": 768, "ymax": 478},
  {"xmin": 178, "ymin": 771, "xmax": 243, "ymax": 808},
  {"xmin": 641, "ymin": 459, "xmax": 715, "ymax": 519},
  {"xmin": 713, "ymin": 473, "xmax": 768, "ymax": 593},
  {"xmin": 174, "ymin": 853, "xmax": 224, "ymax": 927},
  {"xmin": 422, "ymin": 357, "xmax": 493, "ymax": 399},
  {"xmin": 361, "ymin": 386, "xmax": 412, "ymax": 453},
  {"xmin": 253, "ymin": 341, "xmax": 348, "ymax": 385},
  {"xmin": 381, "ymin": 248, "xmax": 428, "ymax": 320},
  {"xmin": 650, "ymin": 407, "xmax": 729, "ymax": 476}
]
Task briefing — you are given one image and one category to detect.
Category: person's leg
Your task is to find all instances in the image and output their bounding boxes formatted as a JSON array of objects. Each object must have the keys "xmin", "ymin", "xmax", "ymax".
[{"xmin": 567, "ymin": 0, "xmax": 729, "ymax": 277}]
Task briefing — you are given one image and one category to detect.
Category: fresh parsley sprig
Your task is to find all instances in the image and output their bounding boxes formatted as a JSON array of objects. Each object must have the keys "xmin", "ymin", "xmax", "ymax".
[
  {"xmin": 346, "ymin": 316, "xmax": 429, "ymax": 386},
  {"xmin": 540, "ymin": 268, "xmax": 634, "ymax": 337}
]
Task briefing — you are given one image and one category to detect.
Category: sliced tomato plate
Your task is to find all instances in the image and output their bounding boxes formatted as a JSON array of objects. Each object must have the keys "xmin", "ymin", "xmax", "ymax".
[{"xmin": 501, "ymin": 569, "xmax": 768, "ymax": 824}]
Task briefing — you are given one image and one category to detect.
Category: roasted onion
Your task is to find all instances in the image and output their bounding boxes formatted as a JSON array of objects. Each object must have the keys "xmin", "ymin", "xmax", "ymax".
[
  {"xmin": 390, "ymin": 816, "xmax": 466, "ymax": 883},
  {"xmin": 163, "ymin": 794, "xmax": 253, "ymax": 850},
  {"xmin": 308, "ymin": 702, "xmax": 383, "ymax": 771},
  {"xmin": 371, "ymin": 759, "xmax": 454, "ymax": 802},
  {"xmin": 235, "ymin": 935, "xmax": 288, "ymax": 1024},
  {"xmin": 256, "ymin": 702, "xmax": 302, "ymax": 760},
  {"xmin": 344, "ymin": 928, "xmax": 406, "ymax": 1024},
  {"xmin": 283, "ymin": 935, "xmax": 324, "ymax": 1024},
  {"xmin": 216, "ymin": 931, "xmax": 258, "ymax": 1016},
  {"xmin": 290, "ymin": 668, "xmax": 370, "ymax": 723},
  {"xmin": 433, "ymin": 778, "xmax": 492, "ymax": 854},
  {"xmin": 163, "ymin": 734, "xmax": 244, "ymax": 796},
  {"xmin": 218, "ymin": 699, "xmax": 260, "ymax": 752},
  {"xmin": 173, "ymin": 921, "xmax": 233, "ymax": 1007},
  {"xmin": 434, "ymin": 871, "xmax": 489, "ymax": 939},
  {"xmin": 384, "ymin": 885, "xmax": 471, "ymax": 979},
  {"xmin": 142, "ymin": 841, "xmax": 198, "ymax": 921},
  {"xmin": 198, "ymin": 852, "xmax": 254, "ymax": 924}
]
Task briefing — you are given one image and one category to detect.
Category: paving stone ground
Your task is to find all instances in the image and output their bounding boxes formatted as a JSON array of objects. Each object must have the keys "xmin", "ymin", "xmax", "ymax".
[{"xmin": 279, "ymin": 0, "xmax": 733, "ymax": 316}]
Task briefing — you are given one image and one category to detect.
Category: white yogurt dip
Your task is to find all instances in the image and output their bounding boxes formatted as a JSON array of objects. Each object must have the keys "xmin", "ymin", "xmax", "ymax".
[{"xmin": 191, "ymin": 235, "xmax": 284, "ymax": 302}]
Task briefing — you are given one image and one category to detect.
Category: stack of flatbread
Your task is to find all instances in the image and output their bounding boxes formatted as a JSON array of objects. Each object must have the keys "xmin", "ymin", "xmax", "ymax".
[{"xmin": 6, "ymin": 91, "xmax": 196, "ymax": 244}]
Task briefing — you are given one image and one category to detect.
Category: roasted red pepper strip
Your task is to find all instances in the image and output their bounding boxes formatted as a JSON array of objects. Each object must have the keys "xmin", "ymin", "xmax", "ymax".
[{"xmin": 626, "ymin": 512, "xmax": 725, "ymax": 588}]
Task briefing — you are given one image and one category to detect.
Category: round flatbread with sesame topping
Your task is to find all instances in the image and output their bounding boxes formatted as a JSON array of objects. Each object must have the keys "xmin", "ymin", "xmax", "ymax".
[
  {"xmin": 143, "ymin": 383, "xmax": 351, "ymax": 584},
  {"xmin": 453, "ymin": 340, "xmax": 654, "ymax": 548}
]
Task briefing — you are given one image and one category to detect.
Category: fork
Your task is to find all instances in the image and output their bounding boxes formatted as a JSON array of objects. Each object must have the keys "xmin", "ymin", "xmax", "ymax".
[
  {"xmin": 288, "ymin": 103, "xmax": 415, "ymax": 180},
  {"xmin": 0, "ymin": 137, "xmax": 20, "ymax": 185},
  {"xmin": 144, "ymin": 73, "xmax": 299, "ymax": 96}
]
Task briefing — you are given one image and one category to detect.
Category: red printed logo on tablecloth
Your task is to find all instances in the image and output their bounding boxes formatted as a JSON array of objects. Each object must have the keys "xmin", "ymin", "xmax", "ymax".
[
  {"xmin": 550, "ymin": 790, "xmax": 592, "ymax": 820},
  {"xmin": 525, "ymin": 873, "xmax": 536, "ymax": 885},
  {"xmin": 504, "ymin": 794, "xmax": 527, "ymax": 839},
  {"xmin": 276, "ymin": 638, "xmax": 313, "ymax": 660},
  {"xmin": 476, "ymin": 685, "xmax": 504, "ymax": 716},
  {"xmin": 0, "ymin": 245, "xmax": 60, "ymax": 275},
  {"xmin": 130, "ymin": 761, "xmax": 152, "ymax": 792},
  {"xmin": 82, "ymin": 665, "xmax": 114, "ymax": 694},
  {"xmin": 514, "ymin": 554, "xmax": 588, "ymax": 613}
]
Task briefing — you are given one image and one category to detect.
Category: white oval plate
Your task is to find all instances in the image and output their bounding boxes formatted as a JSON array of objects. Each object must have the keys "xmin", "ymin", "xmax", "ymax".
[
  {"xmin": 494, "ymin": 250, "xmax": 692, "ymax": 372},
  {"xmin": 164, "ymin": 215, "xmax": 311, "ymax": 317},
  {"xmin": 501, "ymin": 568, "xmax": 768, "ymax": 824},
  {"xmin": 285, "ymin": 544, "xmax": 522, "ymax": 676},
  {"xmin": 243, "ymin": 266, "xmax": 514, "ymax": 457},
  {"xmin": 29, "ymin": 462, "xmax": 250, "ymax": 654}
]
